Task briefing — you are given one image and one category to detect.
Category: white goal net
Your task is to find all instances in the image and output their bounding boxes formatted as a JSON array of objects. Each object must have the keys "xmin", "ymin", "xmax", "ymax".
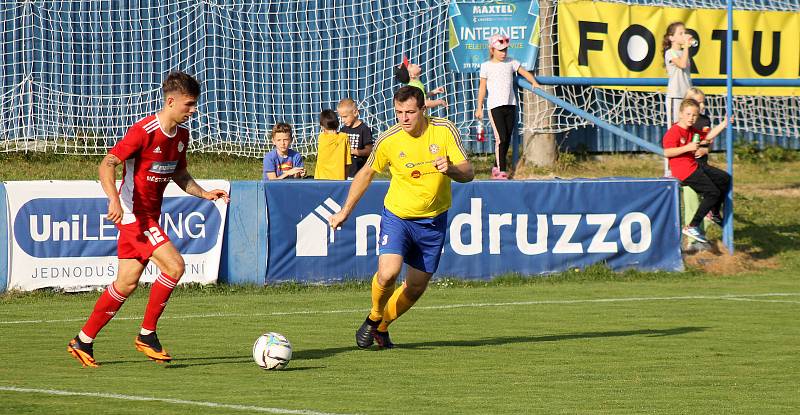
[{"xmin": 0, "ymin": 0, "xmax": 797, "ymax": 156}]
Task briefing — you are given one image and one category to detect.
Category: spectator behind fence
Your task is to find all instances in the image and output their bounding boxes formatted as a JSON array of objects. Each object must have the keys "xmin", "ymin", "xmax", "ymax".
[
  {"xmin": 663, "ymin": 22, "xmax": 694, "ymax": 126},
  {"xmin": 394, "ymin": 55, "xmax": 447, "ymax": 109},
  {"xmin": 684, "ymin": 88, "xmax": 731, "ymax": 166},
  {"xmin": 262, "ymin": 122, "xmax": 305, "ymax": 180},
  {"xmin": 314, "ymin": 109, "xmax": 351, "ymax": 180},
  {"xmin": 474, "ymin": 33, "xmax": 541, "ymax": 180},
  {"xmin": 337, "ymin": 98, "xmax": 374, "ymax": 178},
  {"xmin": 662, "ymin": 99, "xmax": 730, "ymax": 245},
  {"xmin": 678, "ymin": 88, "xmax": 731, "ymax": 251}
]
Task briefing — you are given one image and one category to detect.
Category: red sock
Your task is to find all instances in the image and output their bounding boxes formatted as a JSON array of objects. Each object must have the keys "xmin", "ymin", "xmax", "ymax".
[
  {"xmin": 81, "ymin": 283, "xmax": 127, "ymax": 339},
  {"xmin": 141, "ymin": 273, "xmax": 178, "ymax": 331}
]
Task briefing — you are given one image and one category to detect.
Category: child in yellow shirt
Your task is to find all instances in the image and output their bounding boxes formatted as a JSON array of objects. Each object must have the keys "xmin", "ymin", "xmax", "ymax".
[{"xmin": 314, "ymin": 109, "xmax": 351, "ymax": 180}]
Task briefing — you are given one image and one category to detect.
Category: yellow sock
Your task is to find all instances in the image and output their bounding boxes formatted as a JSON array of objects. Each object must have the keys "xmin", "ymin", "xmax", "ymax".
[
  {"xmin": 369, "ymin": 273, "xmax": 393, "ymax": 322},
  {"xmin": 378, "ymin": 283, "xmax": 416, "ymax": 331}
]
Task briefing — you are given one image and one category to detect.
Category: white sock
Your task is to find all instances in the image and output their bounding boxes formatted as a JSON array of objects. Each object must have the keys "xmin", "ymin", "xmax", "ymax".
[
  {"xmin": 78, "ymin": 331, "xmax": 93, "ymax": 344},
  {"xmin": 140, "ymin": 328, "xmax": 154, "ymax": 336}
]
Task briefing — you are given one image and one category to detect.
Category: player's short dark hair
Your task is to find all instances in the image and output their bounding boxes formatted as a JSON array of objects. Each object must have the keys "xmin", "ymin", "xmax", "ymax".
[
  {"xmin": 679, "ymin": 98, "xmax": 700, "ymax": 112},
  {"xmin": 162, "ymin": 71, "xmax": 201, "ymax": 98},
  {"xmin": 271, "ymin": 122, "xmax": 292, "ymax": 139},
  {"xmin": 319, "ymin": 109, "xmax": 339, "ymax": 130},
  {"xmin": 393, "ymin": 85, "xmax": 425, "ymax": 109}
]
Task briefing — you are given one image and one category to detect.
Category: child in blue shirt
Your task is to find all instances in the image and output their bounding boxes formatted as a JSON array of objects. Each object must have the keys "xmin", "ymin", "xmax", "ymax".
[{"xmin": 262, "ymin": 122, "xmax": 305, "ymax": 180}]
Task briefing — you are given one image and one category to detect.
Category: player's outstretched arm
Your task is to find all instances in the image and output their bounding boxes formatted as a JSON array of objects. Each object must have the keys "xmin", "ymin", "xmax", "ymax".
[
  {"xmin": 99, "ymin": 153, "xmax": 124, "ymax": 224},
  {"xmin": 328, "ymin": 166, "xmax": 375, "ymax": 229},
  {"xmin": 173, "ymin": 167, "xmax": 230, "ymax": 203}
]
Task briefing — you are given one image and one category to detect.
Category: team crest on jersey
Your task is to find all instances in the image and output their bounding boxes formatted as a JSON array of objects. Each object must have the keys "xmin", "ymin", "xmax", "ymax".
[
  {"xmin": 178, "ymin": 141, "xmax": 185, "ymax": 152},
  {"xmin": 153, "ymin": 146, "xmax": 162, "ymax": 154},
  {"xmin": 398, "ymin": 151, "xmax": 406, "ymax": 158},
  {"xmin": 429, "ymin": 144, "xmax": 439, "ymax": 154}
]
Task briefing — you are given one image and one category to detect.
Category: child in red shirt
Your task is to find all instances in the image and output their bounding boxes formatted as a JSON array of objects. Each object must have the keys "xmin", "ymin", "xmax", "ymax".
[{"xmin": 662, "ymin": 99, "xmax": 730, "ymax": 244}]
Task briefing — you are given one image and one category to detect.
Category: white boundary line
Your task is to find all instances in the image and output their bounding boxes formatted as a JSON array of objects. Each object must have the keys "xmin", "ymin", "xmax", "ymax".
[
  {"xmin": 1, "ymin": 292, "xmax": 798, "ymax": 325},
  {"xmin": 0, "ymin": 386, "xmax": 355, "ymax": 415},
  {"xmin": 721, "ymin": 297, "xmax": 800, "ymax": 304}
]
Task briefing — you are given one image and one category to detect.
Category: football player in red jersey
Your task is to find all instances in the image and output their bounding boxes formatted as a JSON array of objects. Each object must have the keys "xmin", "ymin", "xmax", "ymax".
[{"xmin": 68, "ymin": 72, "xmax": 229, "ymax": 367}]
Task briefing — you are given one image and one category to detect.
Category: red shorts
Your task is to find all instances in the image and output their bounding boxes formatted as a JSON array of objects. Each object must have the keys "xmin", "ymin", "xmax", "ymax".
[{"xmin": 116, "ymin": 215, "xmax": 171, "ymax": 264}]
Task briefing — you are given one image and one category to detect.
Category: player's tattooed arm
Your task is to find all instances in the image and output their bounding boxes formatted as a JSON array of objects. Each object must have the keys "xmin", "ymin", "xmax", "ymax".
[
  {"xmin": 103, "ymin": 154, "xmax": 122, "ymax": 167},
  {"xmin": 172, "ymin": 168, "xmax": 205, "ymax": 198},
  {"xmin": 98, "ymin": 153, "xmax": 124, "ymax": 223}
]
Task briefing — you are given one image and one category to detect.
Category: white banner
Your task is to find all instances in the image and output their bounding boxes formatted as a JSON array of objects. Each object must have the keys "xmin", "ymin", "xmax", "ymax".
[{"xmin": 4, "ymin": 180, "xmax": 229, "ymax": 291}]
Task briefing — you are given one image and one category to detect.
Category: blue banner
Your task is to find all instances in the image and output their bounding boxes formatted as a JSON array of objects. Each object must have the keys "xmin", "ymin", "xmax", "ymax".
[
  {"xmin": 265, "ymin": 179, "xmax": 682, "ymax": 282},
  {"xmin": 448, "ymin": 1, "xmax": 540, "ymax": 72}
]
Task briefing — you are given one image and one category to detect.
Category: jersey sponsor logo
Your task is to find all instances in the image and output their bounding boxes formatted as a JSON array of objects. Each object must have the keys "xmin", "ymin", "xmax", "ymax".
[
  {"xmin": 405, "ymin": 160, "xmax": 433, "ymax": 169},
  {"xmin": 13, "ymin": 197, "xmax": 221, "ymax": 258},
  {"xmin": 153, "ymin": 146, "xmax": 162, "ymax": 154},
  {"xmin": 148, "ymin": 160, "xmax": 178, "ymax": 174},
  {"xmin": 411, "ymin": 170, "xmax": 422, "ymax": 179},
  {"xmin": 146, "ymin": 176, "xmax": 172, "ymax": 183}
]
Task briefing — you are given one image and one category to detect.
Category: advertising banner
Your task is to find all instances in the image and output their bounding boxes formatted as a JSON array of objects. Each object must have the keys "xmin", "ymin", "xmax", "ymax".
[
  {"xmin": 265, "ymin": 179, "xmax": 681, "ymax": 282},
  {"xmin": 448, "ymin": 1, "xmax": 540, "ymax": 72},
  {"xmin": 558, "ymin": 1, "xmax": 800, "ymax": 96},
  {"xmin": 4, "ymin": 180, "xmax": 229, "ymax": 291}
]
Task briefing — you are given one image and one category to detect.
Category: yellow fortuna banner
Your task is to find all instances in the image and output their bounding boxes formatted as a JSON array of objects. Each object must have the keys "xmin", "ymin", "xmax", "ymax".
[{"xmin": 557, "ymin": 1, "xmax": 799, "ymax": 96}]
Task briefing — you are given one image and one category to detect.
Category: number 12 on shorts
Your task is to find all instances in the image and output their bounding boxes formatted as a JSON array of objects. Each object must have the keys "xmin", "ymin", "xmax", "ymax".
[{"xmin": 144, "ymin": 227, "xmax": 165, "ymax": 246}]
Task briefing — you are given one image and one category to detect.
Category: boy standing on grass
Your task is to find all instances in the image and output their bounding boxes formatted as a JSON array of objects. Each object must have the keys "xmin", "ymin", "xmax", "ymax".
[
  {"xmin": 314, "ymin": 109, "xmax": 351, "ymax": 180},
  {"xmin": 337, "ymin": 98, "xmax": 374, "ymax": 178},
  {"xmin": 263, "ymin": 122, "xmax": 305, "ymax": 180},
  {"xmin": 662, "ymin": 99, "xmax": 730, "ymax": 244},
  {"xmin": 67, "ymin": 71, "xmax": 230, "ymax": 367}
]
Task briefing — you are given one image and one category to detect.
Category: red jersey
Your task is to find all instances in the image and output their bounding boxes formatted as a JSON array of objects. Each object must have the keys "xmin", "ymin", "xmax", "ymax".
[
  {"xmin": 110, "ymin": 114, "xmax": 189, "ymax": 218},
  {"xmin": 662, "ymin": 123, "xmax": 699, "ymax": 181}
]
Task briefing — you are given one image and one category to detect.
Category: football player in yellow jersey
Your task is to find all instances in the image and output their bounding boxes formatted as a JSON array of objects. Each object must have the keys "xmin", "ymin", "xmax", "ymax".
[{"xmin": 328, "ymin": 86, "xmax": 474, "ymax": 348}]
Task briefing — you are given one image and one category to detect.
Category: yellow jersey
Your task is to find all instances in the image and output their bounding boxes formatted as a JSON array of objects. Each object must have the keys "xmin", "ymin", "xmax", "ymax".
[
  {"xmin": 314, "ymin": 131, "xmax": 351, "ymax": 180},
  {"xmin": 367, "ymin": 117, "xmax": 467, "ymax": 218}
]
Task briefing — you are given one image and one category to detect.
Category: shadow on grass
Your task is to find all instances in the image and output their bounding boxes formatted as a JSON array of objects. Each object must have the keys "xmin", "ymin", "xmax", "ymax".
[
  {"xmin": 109, "ymin": 326, "xmax": 707, "ymax": 369},
  {"xmin": 99, "ymin": 355, "xmax": 251, "ymax": 367},
  {"xmin": 101, "ymin": 354, "xmax": 324, "ymax": 370},
  {"xmin": 294, "ymin": 326, "xmax": 709, "ymax": 359},
  {"xmin": 733, "ymin": 217, "xmax": 800, "ymax": 259}
]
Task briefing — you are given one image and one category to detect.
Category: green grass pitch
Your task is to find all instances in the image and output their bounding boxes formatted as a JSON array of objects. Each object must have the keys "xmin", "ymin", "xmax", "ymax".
[{"xmin": 1, "ymin": 272, "xmax": 798, "ymax": 414}]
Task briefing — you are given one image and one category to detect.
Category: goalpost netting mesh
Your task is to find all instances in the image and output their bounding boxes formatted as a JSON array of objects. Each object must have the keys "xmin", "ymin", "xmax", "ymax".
[{"xmin": 0, "ymin": 0, "xmax": 797, "ymax": 156}]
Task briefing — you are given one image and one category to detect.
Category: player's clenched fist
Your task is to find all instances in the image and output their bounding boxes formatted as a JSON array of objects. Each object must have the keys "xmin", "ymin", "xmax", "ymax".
[
  {"xmin": 434, "ymin": 156, "xmax": 450, "ymax": 174},
  {"xmin": 329, "ymin": 211, "xmax": 348, "ymax": 229}
]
